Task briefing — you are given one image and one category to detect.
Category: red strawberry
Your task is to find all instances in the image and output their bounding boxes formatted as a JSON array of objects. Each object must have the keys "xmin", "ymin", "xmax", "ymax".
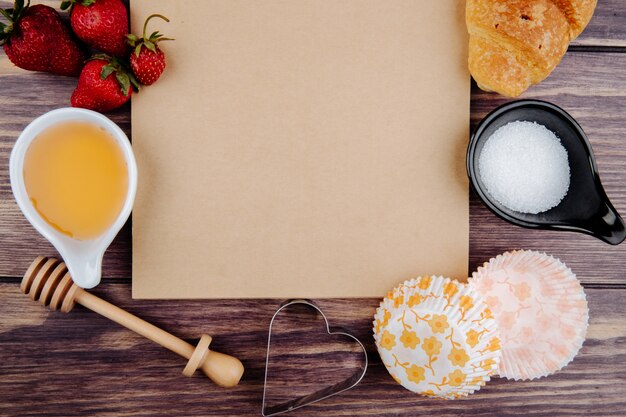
[
  {"xmin": 0, "ymin": 0, "xmax": 84, "ymax": 76},
  {"xmin": 61, "ymin": 0, "xmax": 128, "ymax": 56},
  {"xmin": 71, "ymin": 55, "xmax": 139, "ymax": 112},
  {"xmin": 126, "ymin": 14, "xmax": 173, "ymax": 85}
]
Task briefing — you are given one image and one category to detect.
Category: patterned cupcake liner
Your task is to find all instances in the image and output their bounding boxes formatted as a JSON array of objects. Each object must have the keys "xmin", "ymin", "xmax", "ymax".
[
  {"xmin": 470, "ymin": 250, "xmax": 589, "ymax": 381},
  {"xmin": 373, "ymin": 276, "xmax": 501, "ymax": 399}
]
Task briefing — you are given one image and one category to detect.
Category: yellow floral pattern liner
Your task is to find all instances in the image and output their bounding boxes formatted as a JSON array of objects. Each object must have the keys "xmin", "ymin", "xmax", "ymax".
[{"xmin": 374, "ymin": 276, "xmax": 501, "ymax": 399}]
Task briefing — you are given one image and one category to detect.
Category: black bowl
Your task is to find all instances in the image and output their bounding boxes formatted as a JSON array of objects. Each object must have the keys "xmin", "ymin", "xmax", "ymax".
[{"xmin": 467, "ymin": 99, "xmax": 625, "ymax": 245}]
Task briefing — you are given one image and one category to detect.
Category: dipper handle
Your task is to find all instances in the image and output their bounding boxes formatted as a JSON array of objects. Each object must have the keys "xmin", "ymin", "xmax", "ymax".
[{"xmin": 21, "ymin": 256, "xmax": 244, "ymax": 388}]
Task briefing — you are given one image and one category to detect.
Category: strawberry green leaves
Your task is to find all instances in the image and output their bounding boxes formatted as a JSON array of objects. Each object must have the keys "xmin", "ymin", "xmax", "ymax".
[{"xmin": 91, "ymin": 54, "xmax": 140, "ymax": 97}]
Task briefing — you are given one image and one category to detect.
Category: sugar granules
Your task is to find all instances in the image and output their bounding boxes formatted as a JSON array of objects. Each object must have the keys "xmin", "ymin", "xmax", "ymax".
[{"xmin": 478, "ymin": 121, "xmax": 570, "ymax": 214}]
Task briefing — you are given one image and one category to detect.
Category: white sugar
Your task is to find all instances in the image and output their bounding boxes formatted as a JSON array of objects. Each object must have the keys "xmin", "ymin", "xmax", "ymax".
[{"xmin": 478, "ymin": 121, "xmax": 570, "ymax": 214}]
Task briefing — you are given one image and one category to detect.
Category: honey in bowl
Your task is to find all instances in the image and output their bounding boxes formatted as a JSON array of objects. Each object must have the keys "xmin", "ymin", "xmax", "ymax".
[{"xmin": 23, "ymin": 120, "xmax": 129, "ymax": 240}]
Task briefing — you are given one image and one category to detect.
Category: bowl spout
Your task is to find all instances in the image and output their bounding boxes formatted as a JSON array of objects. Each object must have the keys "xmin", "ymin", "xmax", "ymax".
[
  {"xmin": 584, "ymin": 201, "xmax": 626, "ymax": 245},
  {"xmin": 62, "ymin": 249, "xmax": 104, "ymax": 289}
]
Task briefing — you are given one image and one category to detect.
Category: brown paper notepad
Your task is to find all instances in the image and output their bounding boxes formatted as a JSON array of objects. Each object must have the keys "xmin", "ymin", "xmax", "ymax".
[{"xmin": 131, "ymin": 0, "xmax": 469, "ymax": 299}]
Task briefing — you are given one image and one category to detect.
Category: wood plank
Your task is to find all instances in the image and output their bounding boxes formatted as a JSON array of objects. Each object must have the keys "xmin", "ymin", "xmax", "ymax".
[
  {"xmin": 572, "ymin": 0, "xmax": 626, "ymax": 47},
  {"xmin": 0, "ymin": 283, "xmax": 624, "ymax": 416},
  {"xmin": 3, "ymin": 52, "xmax": 626, "ymax": 283},
  {"xmin": 469, "ymin": 51, "xmax": 626, "ymax": 285},
  {"xmin": 1, "ymin": 0, "xmax": 624, "ymax": 47},
  {"xmin": 0, "ymin": 0, "xmax": 132, "ymax": 274},
  {"xmin": 0, "ymin": 63, "xmax": 132, "ymax": 278},
  {"xmin": 1, "ymin": 3, "xmax": 625, "ymax": 416}
]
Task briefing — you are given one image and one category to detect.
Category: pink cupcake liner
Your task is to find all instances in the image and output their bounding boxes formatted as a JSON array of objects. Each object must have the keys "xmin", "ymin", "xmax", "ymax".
[{"xmin": 469, "ymin": 250, "xmax": 588, "ymax": 380}]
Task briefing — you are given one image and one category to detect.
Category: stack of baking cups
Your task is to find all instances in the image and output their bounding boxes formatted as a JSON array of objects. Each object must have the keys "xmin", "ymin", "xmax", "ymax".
[{"xmin": 374, "ymin": 250, "xmax": 589, "ymax": 398}]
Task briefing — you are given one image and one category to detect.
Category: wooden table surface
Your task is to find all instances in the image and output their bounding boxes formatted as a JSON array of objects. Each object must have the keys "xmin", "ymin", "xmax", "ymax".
[{"xmin": 2, "ymin": 2, "xmax": 626, "ymax": 416}]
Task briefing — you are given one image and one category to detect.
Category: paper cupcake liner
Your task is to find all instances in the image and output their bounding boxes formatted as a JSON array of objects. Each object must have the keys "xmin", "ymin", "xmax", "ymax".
[
  {"xmin": 469, "ymin": 250, "xmax": 589, "ymax": 381},
  {"xmin": 373, "ymin": 276, "xmax": 501, "ymax": 399}
]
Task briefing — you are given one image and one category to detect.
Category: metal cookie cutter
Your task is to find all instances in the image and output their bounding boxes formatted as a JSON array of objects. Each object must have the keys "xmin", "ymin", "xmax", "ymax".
[{"xmin": 262, "ymin": 299, "xmax": 368, "ymax": 417}]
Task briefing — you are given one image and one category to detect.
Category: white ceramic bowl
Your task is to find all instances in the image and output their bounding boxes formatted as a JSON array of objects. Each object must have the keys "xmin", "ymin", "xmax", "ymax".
[{"xmin": 10, "ymin": 108, "xmax": 137, "ymax": 288}]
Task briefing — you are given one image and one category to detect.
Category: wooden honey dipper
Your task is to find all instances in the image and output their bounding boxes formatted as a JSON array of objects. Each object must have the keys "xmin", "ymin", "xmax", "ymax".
[{"xmin": 21, "ymin": 256, "xmax": 244, "ymax": 388}]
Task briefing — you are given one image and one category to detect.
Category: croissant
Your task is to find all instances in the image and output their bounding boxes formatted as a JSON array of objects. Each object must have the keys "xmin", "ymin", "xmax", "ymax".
[{"xmin": 466, "ymin": 0, "xmax": 597, "ymax": 97}]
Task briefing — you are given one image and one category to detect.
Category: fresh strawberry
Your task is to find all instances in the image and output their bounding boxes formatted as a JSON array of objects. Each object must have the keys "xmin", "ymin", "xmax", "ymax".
[
  {"xmin": 71, "ymin": 55, "xmax": 139, "ymax": 112},
  {"xmin": 126, "ymin": 14, "xmax": 173, "ymax": 85},
  {"xmin": 61, "ymin": 0, "xmax": 128, "ymax": 56},
  {"xmin": 0, "ymin": 0, "xmax": 84, "ymax": 76}
]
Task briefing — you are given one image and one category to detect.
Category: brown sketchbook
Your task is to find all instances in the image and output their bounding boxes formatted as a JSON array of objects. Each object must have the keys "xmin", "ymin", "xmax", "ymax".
[{"xmin": 131, "ymin": 0, "xmax": 470, "ymax": 299}]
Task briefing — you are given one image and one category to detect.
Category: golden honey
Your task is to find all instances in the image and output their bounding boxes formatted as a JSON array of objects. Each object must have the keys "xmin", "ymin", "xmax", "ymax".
[{"xmin": 23, "ymin": 121, "xmax": 128, "ymax": 240}]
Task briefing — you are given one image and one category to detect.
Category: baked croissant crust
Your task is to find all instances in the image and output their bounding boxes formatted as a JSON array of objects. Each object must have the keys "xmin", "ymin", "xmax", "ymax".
[{"xmin": 467, "ymin": 0, "xmax": 597, "ymax": 97}]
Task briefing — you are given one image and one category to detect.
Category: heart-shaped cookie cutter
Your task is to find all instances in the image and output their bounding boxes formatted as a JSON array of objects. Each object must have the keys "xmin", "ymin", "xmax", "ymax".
[{"xmin": 262, "ymin": 299, "xmax": 368, "ymax": 416}]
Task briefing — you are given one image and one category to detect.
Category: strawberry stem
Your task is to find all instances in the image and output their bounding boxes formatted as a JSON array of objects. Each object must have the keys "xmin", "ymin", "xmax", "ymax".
[
  {"xmin": 143, "ymin": 14, "xmax": 169, "ymax": 40},
  {"xmin": 60, "ymin": 0, "xmax": 95, "ymax": 12},
  {"xmin": 126, "ymin": 13, "xmax": 173, "ymax": 54}
]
